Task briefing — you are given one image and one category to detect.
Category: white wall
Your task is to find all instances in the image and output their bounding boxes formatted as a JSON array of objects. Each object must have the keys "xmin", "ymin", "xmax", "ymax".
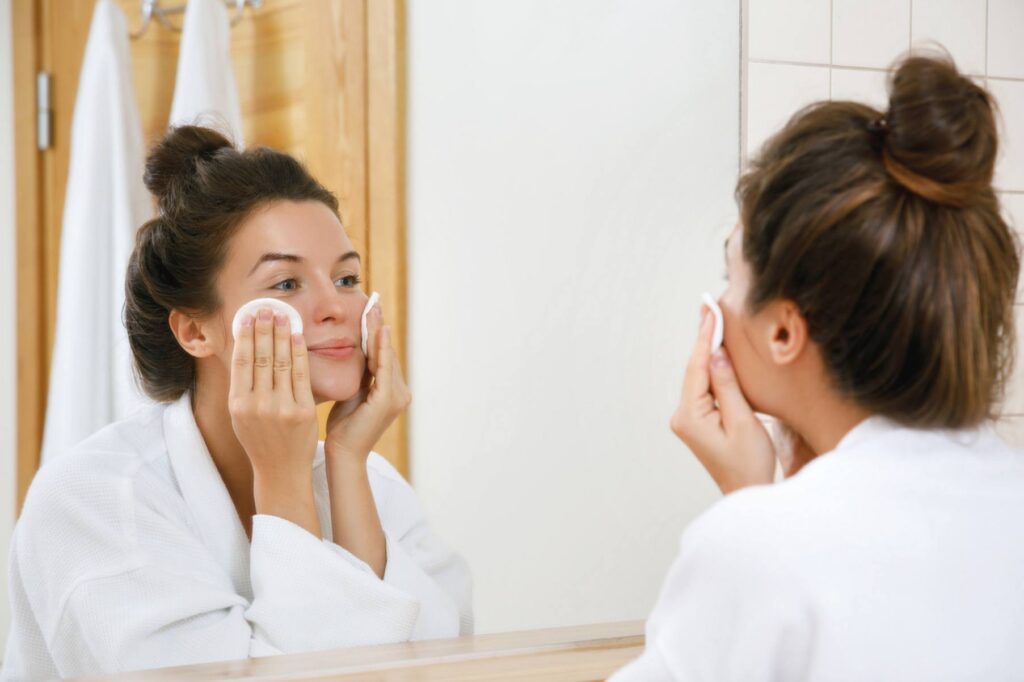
[
  {"xmin": 744, "ymin": 0, "xmax": 1024, "ymax": 443},
  {"xmin": 407, "ymin": 0, "xmax": 740, "ymax": 633},
  {"xmin": 0, "ymin": 0, "xmax": 17, "ymax": 650}
]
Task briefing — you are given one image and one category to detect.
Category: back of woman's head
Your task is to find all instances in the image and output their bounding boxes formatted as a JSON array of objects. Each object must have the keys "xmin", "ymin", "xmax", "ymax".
[
  {"xmin": 125, "ymin": 125, "xmax": 339, "ymax": 401},
  {"xmin": 737, "ymin": 53, "xmax": 1019, "ymax": 428}
]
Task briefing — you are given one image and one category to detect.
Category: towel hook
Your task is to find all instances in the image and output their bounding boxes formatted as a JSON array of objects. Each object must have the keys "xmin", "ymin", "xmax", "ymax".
[{"xmin": 130, "ymin": 0, "xmax": 264, "ymax": 39}]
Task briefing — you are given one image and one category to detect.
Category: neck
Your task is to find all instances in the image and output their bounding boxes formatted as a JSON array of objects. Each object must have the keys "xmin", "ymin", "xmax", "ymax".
[
  {"xmin": 191, "ymin": 368, "xmax": 255, "ymax": 521},
  {"xmin": 785, "ymin": 391, "xmax": 871, "ymax": 457}
]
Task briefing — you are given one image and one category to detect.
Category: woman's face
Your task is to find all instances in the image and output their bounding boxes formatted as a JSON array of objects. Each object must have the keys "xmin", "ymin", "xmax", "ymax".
[
  {"xmin": 213, "ymin": 200, "xmax": 368, "ymax": 403},
  {"xmin": 717, "ymin": 222, "xmax": 785, "ymax": 417}
]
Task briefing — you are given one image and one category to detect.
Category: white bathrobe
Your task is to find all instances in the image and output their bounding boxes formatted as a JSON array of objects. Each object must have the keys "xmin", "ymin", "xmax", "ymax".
[
  {"xmin": 612, "ymin": 417, "xmax": 1024, "ymax": 681},
  {"xmin": 2, "ymin": 395, "xmax": 472, "ymax": 680},
  {"xmin": 41, "ymin": 0, "xmax": 153, "ymax": 463},
  {"xmin": 168, "ymin": 0, "xmax": 244, "ymax": 143}
]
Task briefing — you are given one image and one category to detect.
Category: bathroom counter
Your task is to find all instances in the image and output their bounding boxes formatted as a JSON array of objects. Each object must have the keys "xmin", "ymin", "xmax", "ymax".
[{"xmin": 74, "ymin": 620, "xmax": 645, "ymax": 681}]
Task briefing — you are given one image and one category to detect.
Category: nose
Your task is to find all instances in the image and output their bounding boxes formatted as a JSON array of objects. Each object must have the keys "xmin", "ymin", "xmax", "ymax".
[{"xmin": 308, "ymin": 279, "xmax": 350, "ymax": 327}]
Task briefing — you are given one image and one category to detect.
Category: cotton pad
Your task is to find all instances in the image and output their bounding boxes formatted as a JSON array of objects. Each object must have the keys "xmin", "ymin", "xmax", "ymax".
[
  {"xmin": 231, "ymin": 298, "xmax": 304, "ymax": 338},
  {"xmin": 361, "ymin": 292, "xmax": 380, "ymax": 355},
  {"xmin": 702, "ymin": 292, "xmax": 724, "ymax": 352}
]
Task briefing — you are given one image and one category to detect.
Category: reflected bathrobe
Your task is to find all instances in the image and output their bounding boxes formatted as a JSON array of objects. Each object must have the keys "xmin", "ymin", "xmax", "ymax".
[
  {"xmin": 2, "ymin": 395, "xmax": 472, "ymax": 681},
  {"xmin": 612, "ymin": 417, "xmax": 1024, "ymax": 681}
]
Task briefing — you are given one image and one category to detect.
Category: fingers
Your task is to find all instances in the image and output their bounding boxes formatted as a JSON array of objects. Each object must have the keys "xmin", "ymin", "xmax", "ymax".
[
  {"xmin": 374, "ymin": 325, "xmax": 394, "ymax": 388},
  {"xmin": 708, "ymin": 347, "xmax": 756, "ymax": 429},
  {"xmin": 683, "ymin": 308, "xmax": 715, "ymax": 404},
  {"xmin": 230, "ymin": 314, "xmax": 255, "ymax": 397},
  {"xmin": 290, "ymin": 331, "xmax": 314, "ymax": 408},
  {"xmin": 272, "ymin": 312, "xmax": 293, "ymax": 397},
  {"xmin": 253, "ymin": 308, "xmax": 274, "ymax": 392},
  {"xmin": 365, "ymin": 303, "xmax": 383, "ymax": 376}
]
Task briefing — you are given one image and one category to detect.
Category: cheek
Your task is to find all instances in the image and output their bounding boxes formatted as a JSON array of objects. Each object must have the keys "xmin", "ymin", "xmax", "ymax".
[
  {"xmin": 308, "ymin": 354, "xmax": 366, "ymax": 402},
  {"xmin": 720, "ymin": 307, "xmax": 769, "ymax": 411}
]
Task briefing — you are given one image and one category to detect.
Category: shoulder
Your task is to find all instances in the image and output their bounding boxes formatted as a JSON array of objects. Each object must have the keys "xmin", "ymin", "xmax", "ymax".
[
  {"xmin": 20, "ymin": 404, "xmax": 174, "ymax": 553},
  {"xmin": 677, "ymin": 473, "xmax": 845, "ymax": 585}
]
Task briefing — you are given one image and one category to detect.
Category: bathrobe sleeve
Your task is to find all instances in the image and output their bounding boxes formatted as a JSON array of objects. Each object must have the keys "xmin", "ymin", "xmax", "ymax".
[
  {"xmin": 3, "ymin": 465, "xmax": 428, "ymax": 679},
  {"xmin": 609, "ymin": 493, "xmax": 813, "ymax": 682},
  {"xmin": 365, "ymin": 453, "xmax": 474, "ymax": 638}
]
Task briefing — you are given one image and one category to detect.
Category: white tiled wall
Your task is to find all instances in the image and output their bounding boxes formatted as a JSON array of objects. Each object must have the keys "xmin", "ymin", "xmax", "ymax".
[{"xmin": 744, "ymin": 0, "xmax": 1024, "ymax": 443}]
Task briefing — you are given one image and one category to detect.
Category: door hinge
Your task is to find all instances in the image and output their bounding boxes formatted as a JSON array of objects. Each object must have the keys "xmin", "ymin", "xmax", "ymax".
[{"xmin": 36, "ymin": 72, "xmax": 51, "ymax": 151}]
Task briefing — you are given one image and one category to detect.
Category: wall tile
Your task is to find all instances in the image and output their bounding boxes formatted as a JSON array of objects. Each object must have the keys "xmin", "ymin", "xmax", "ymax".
[
  {"xmin": 990, "ymin": 79, "xmax": 1024, "ymax": 191},
  {"xmin": 749, "ymin": 0, "xmax": 831, "ymax": 63},
  {"xmin": 830, "ymin": 67, "xmax": 889, "ymax": 109},
  {"xmin": 1001, "ymin": 192, "xmax": 1024, "ymax": 233},
  {"xmin": 833, "ymin": 0, "xmax": 910, "ymax": 69},
  {"xmin": 988, "ymin": 0, "xmax": 1024, "ymax": 79},
  {"xmin": 747, "ymin": 62, "xmax": 830, "ymax": 157},
  {"xmin": 911, "ymin": 0, "xmax": 986, "ymax": 75}
]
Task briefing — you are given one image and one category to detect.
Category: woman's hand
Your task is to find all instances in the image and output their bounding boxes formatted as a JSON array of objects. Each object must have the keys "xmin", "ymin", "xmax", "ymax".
[
  {"xmin": 325, "ymin": 302, "xmax": 411, "ymax": 461},
  {"xmin": 322, "ymin": 302, "xmax": 408, "ymax": 577},
  {"xmin": 669, "ymin": 307, "xmax": 776, "ymax": 494},
  {"xmin": 229, "ymin": 308, "xmax": 321, "ymax": 535}
]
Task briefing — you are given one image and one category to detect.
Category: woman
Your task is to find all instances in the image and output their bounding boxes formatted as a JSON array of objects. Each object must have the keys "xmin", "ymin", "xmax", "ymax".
[
  {"xmin": 614, "ymin": 55, "xmax": 1024, "ymax": 680},
  {"xmin": 2, "ymin": 126, "xmax": 472, "ymax": 680}
]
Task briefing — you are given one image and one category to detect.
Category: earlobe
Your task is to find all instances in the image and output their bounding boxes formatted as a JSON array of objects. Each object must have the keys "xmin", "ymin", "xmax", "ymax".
[
  {"xmin": 768, "ymin": 301, "xmax": 807, "ymax": 366},
  {"xmin": 168, "ymin": 309, "xmax": 217, "ymax": 359}
]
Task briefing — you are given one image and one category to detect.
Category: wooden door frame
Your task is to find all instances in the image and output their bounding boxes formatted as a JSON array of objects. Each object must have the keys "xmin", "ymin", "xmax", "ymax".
[{"xmin": 12, "ymin": 0, "xmax": 408, "ymax": 510}]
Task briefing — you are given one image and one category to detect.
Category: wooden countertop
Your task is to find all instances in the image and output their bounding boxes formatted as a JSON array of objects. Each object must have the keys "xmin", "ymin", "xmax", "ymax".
[{"xmin": 73, "ymin": 620, "xmax": 646, "ymax": 681}]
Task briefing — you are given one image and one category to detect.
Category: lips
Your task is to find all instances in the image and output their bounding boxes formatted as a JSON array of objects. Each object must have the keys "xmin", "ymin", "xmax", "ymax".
[{"xmin": 308, "ymin": 338, "xmax": 358, "ymax": 360}]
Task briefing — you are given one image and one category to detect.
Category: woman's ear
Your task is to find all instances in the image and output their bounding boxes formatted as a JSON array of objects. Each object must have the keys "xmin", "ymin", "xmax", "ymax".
[
  {"xmin": 168, "ymin": 309, "xmax": 219, "ymax": 359},
  {"xmin": 765, "ymin": 300, "xmax": 807, "ymax": 366}
]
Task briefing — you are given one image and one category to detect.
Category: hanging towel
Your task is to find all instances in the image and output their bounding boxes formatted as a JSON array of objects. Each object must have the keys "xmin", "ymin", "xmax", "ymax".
[
  {"xmin": 41, "ymin": 0, "xmax": 153, "ymax": 462},
  {"xmin": 169, "ymin": 0, "xmax": 244, "ymax": 143}
]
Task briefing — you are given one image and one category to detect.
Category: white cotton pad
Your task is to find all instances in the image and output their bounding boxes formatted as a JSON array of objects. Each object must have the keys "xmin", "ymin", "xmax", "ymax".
[
  {"xmin": 702, "ymin": 292, "xmax": 724, "ymax": 352},
  {"xmin": 231, "ymin": 298, "xmax": 304, "ymax": 339},
  {"xmin": 361, "ymin": 292, "xmax": 380, "ymax": 355}
]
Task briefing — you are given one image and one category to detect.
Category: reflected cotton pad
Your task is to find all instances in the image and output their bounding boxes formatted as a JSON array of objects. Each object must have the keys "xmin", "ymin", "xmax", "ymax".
[
  {"xmin": 361, "ymin": 292, "xmax": 380, "ymax": 355},
  {"xmin": 231, "ymin": 298, "xmax": 304, "ymax": 338},
  {"xmin": 702, "ymin": 292, "xmax": 724, "ymax": 352}
]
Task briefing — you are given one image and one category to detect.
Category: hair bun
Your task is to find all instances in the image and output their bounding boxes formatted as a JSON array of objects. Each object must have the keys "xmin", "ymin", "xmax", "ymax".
[
  {"xmin": 881, "ymin": 54, "xmax": 997, "ymax": 207},
  {"xmin": 143, "ymin": 125, "xmax": 235, "ymax": 205}
]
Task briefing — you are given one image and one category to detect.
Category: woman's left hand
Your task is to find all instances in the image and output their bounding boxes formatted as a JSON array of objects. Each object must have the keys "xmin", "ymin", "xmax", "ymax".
[
  {"xmin": 324, "ymin": 302, "xmax": 411, "ymax": 461},
  {"xmin": 669, "ymin": 307, "xmax": 776, "ymax": 494}
]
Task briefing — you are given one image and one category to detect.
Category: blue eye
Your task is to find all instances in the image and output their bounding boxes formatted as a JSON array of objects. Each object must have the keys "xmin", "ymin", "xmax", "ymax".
[
  {"xmin": 335, "ymin": 275, "xmax": 362, "ymax": 288},
  {"xmin": 272, "ymin": 279, "xmax": 299, "ymax": 292}
]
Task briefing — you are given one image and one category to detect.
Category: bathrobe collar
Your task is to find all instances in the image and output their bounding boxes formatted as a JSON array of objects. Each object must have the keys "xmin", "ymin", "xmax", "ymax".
[
  {"xmin": 163, "ymin": 392, "xmax": 252, "ymax": 597},
  {"xmin": 828, "ymin": 412, "xmax": 996, "ymax": 460}
]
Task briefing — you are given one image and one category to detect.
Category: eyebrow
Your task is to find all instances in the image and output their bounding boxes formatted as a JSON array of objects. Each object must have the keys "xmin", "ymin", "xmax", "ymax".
[{"xmin": 248, "ymin": 251, "xmax": 361, "ymax": 276}]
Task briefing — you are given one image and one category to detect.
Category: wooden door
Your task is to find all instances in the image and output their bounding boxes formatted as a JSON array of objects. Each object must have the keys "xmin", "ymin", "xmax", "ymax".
[{"xmin": 12, "ymin": 0, "xmax": 408, "ymax": 508}]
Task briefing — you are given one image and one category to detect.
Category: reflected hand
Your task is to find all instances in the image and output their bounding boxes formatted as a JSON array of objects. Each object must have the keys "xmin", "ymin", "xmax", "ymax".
[
  {"xmin": 325, "ymin": 302, "xmax": 411, "ymax": 461},
  {"xmin": 669, "ymin": 307, "xmax": 776, "ymax": 494}
]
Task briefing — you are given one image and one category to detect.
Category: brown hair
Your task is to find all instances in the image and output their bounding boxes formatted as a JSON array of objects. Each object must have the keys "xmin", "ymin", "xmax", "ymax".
[
  {"xmin": 737, "ymin": 54, "xmax": 1019, "ymax": 428},
  {"xmin": 125, "ymin": 125, "xmax": 339, "ymax": 401}
]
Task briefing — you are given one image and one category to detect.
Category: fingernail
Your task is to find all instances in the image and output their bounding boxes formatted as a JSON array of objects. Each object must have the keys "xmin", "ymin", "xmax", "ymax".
[
  {"xmin": 274, "ymin": 312, "xmax": 287, "ymax": 327},
  {"xmin": 711, "ymin": 350, "xmax": 730, "ymax": 368},
  {"xmin": 292, "ymin": 333, "xmax": 303, "ymax": 346},
  {"xmin": 258, "ymin": 308, "xmax": 272, "ymax": 321},
  {"xmin": 242, "ymin": 315, "xmax": 255, "ymax": 328}
]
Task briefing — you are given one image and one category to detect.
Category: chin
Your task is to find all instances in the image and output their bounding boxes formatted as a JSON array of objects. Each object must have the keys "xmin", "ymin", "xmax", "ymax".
[{"xmin": 309, "ymin": 361, "xmax": 365, "ymax": 403}]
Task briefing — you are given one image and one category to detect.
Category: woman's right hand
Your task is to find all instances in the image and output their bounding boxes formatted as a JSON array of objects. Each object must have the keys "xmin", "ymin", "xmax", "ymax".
[
  {"xmin": 669, "ymin": 307, "xmax": 777, "ymax": 494},
  {"xmin": 229, "ymin": 308, "xmax": 321, "ymax": 534}
]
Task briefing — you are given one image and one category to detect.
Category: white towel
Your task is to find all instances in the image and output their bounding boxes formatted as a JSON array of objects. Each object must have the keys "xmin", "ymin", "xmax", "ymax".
[
  {"xmin": 41, "ymin": 0, "xmax": 153, "ymax": 462},
  {"xmin": 169, "ymin": 0, "xmax": 244, "ymax": 144}
]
